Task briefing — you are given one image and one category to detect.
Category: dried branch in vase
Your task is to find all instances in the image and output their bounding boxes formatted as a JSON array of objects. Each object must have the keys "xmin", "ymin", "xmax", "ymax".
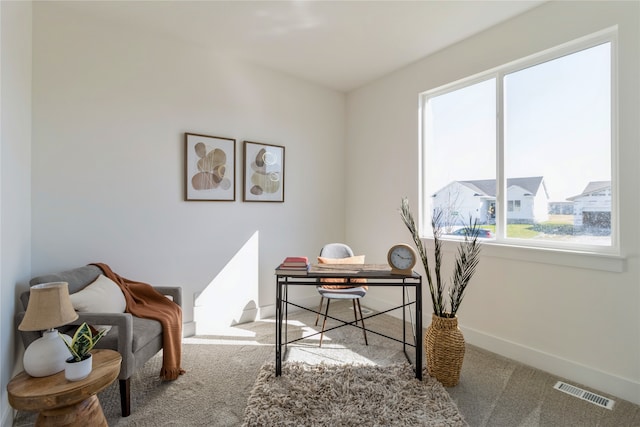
[{"xmin": 400, "ymin": 198, "xmax": 481, "ymax": 318}]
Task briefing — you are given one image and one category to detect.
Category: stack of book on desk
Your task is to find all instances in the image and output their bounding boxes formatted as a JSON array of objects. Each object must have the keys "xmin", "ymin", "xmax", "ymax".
[{"xmin": 276, "ymin": 256, "xmax": 310, "ymax": 275}]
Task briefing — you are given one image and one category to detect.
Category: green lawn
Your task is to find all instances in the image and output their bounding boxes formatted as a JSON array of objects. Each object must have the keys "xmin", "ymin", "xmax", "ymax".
[{"xmin": 481, "ymin": 221, "xmax": 574, "ymax": 239}]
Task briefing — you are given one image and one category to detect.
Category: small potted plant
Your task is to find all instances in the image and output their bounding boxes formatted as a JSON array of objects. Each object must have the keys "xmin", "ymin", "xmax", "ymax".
[{"xmin": 60, "ymin": 322, "xmax": 108, "ymax": 381}]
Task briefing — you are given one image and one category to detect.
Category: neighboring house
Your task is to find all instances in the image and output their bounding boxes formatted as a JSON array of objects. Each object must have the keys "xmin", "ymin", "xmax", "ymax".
[
  {"xmin": 567, "ymin": 181, "xmax": 612, "ymax": 229},
  {"xmin": 548, "ymin": 201, "xmax": 575, "ymax": 215},
  {"xmin": 431, "ymin": 176, "xmax": 549, "ymax": 226}
]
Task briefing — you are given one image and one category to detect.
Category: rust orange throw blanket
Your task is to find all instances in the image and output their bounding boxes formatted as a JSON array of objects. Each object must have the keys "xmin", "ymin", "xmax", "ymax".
[{"xmin": 92, "ymin": 263, "xmax": 185, "ymax": 380}]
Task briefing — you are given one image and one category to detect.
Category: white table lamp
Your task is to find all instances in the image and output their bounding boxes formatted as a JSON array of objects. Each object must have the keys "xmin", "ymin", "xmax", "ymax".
[{"xmin": 18, "ymin": 282, "xmax": 79, "ymax": 377}]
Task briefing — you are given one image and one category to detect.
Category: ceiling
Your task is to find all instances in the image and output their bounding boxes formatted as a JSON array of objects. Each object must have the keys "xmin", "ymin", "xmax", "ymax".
[{"xmin": 56, "ymin": 1, "xmax": 545, "ymax": 92}]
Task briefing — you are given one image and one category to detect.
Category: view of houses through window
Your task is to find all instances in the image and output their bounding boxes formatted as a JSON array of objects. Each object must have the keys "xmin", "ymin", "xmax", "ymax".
[{"xmin": 421, "ymin": 32, "xmax": 614, "ymax": 250}]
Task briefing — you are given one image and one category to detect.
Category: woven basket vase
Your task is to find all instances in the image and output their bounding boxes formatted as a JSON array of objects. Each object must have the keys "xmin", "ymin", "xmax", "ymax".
[{"xmin": 425, "ymin": 313, "xmax": 465, "ymax": 387}]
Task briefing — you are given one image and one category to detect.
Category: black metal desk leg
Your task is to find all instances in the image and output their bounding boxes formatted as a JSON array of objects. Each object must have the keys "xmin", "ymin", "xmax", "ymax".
[
  {"xmin": 284, "ymin": 281, "xmax": 288, "ymax": 353},
  {"xmin": 402, "ymin": 284, "xmax": 407, "ymax": 356},
  {"xmin": 275, "ymin": 277, "xmax": 282, "ymax": 376},
  {"xmin": 416, "ymin": 277, "xmax": 423, "ymax": 380}
]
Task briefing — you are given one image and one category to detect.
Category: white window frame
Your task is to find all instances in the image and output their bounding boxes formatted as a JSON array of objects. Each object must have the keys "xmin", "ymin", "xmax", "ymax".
[{"xmin": 419, "ymin": 28, "xmax": 620, "ymax": 270}]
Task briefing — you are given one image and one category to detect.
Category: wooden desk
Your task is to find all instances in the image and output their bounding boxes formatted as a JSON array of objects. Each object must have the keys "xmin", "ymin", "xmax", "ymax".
[
  {"xmin": 275, "ymin": 264, "xmax": 422, "ymax": 379},
  {"xmin": 8, "ymin": 349, "xmax": 121, "ymax": 426}
]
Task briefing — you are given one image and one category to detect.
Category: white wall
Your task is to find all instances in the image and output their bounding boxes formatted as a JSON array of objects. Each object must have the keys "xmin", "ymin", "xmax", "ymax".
[
  {"xmin": 346, "ymin": 1, "xmax": 640, "ymax": 405},
  {"xmin": 31, "ymin": 3, "xmax": 346, "ymax": 333},
  {"xmin": 1, "ymin": 1, "xmax": 32, "ymax": 425}
]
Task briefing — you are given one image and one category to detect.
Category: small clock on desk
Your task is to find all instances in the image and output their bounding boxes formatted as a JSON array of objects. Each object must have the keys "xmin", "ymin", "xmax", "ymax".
[{"xmin": 387, "ymin": 244, "xmax": 417, "ymax": 275}]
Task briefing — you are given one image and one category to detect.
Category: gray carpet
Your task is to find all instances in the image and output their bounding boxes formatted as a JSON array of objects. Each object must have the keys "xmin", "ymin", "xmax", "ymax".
[{"xmin": 13, "ymin": 300, "xmax": 640, "ymax": 426}]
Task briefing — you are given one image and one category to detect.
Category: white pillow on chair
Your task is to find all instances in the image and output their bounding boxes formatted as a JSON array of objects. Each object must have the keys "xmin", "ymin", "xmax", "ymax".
[
  {"xmin": 70, "ymin": 274, "xmax": 126, "ymax": 312},
  {"xmin": 69, "ymin": 274, "xmax": 126, "ymax": 332}
]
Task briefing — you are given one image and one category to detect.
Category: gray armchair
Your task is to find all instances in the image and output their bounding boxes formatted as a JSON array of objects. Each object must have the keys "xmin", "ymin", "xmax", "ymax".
[{"xmin": 16, "ymin": 265, "xmax": 182, "ymax": 417}]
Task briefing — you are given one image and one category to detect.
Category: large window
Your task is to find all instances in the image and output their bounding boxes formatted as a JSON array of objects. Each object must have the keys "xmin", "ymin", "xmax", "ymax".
[{"xmin": 421, "ymin": 30, "xmax": 615, "ymax": 253}]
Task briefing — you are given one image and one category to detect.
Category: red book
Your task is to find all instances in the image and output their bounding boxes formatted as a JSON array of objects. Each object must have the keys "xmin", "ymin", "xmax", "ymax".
[
  {"xmin": 275, "ymin": 264, "xmax": 309, "ymax": 275},
  {"xmin": 277, "ymin": 263, "xmax": 310, "ymax": 271},
  {"xmin": 281, "ymin": 256, "xmax": 309, "ymax": 267}
]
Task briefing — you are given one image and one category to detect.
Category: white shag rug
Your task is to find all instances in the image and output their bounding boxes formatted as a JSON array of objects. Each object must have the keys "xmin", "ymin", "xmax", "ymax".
[{"xmin": 242, "ymin": 362, "xmax": 469, "ymax": 426}]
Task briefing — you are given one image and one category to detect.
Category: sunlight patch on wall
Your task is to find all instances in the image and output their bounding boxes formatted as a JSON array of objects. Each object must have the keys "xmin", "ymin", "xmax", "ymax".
[{"xmin": 194, "ymin": 231, "xmax": 260, "ymax": 333}]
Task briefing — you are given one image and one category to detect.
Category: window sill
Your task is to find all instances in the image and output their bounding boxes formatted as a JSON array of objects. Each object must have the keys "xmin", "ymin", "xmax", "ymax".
[
  {"xmin": 432, "ymin": 238, "xmax": 625, "ymax": 273},
  {"xmin": 483, "ymin": 242, "xmax": 624, "ymax": 272}
]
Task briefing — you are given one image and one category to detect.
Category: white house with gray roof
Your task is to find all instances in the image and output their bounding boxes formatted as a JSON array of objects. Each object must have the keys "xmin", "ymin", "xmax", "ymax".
[
  {"xmin": 431, "ymin": 176, "xmax": 549, "ymax": 226},
  {"xmin": 567, "ymin": 181, "xmax": 611, "ymax": 229}
]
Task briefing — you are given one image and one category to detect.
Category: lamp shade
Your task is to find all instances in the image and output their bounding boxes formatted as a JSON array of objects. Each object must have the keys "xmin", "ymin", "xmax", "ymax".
[
  {"xmin": 19, "ymin": 282, "xmax": 79, "ymax": 377},
  {"xmin": 19, "ymin": 282, "xmax": 79, "ymax": 331}
]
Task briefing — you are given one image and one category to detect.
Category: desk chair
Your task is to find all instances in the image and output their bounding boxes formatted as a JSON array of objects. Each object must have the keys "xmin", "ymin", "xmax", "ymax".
[{"xmin": 315, "ymin": 243, "xmax": 368, "ymax": 347}]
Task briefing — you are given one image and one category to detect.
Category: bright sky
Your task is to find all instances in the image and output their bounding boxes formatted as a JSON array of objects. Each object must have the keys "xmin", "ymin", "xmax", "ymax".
[{"xmin": 425, "ymin": 42, "xmax": 611, "ymax": 201}]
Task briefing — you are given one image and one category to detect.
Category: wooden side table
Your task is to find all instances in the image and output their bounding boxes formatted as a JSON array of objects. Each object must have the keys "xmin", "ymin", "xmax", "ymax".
[{"xmin": 8, "ymin": 349, "xmax": 121, "ymax": 426}]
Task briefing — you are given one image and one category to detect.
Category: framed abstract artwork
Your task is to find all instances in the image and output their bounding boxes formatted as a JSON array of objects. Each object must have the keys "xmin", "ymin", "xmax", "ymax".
[
  {"xmin": 243, "ymin": 141, "xmax": 285, "ymax": 202},
  {"xmin": 185, "ymin": 133, "xmax": 236, "ymax": 201}
]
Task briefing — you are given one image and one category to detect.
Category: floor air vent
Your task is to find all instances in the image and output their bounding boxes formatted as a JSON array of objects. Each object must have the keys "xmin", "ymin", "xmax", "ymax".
[{"xmin": 553, "ymin": 381, "xmax": 615, "ymax": 410}]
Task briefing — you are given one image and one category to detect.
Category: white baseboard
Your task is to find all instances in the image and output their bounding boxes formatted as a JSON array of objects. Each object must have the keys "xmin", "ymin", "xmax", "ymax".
[
  {"xmin": 260, "ymin": 304, "xmax": 276, "ymax": 320},
  {"xmin": 461, "ymin": 325, "xmax": 640, "ymax": 406},
  {"xmin": 234, "ymin": 307, "xmax": 259, "ymax": 325},
  {"xmin": 183, "ymin": 321, "xmax": 196, "ymax": 337}
]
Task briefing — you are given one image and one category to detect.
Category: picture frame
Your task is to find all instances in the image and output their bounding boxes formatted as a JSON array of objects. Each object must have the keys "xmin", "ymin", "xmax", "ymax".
[
  {"xmin": 243, "ymin": 141, "xmax": 285, "ymax": 202},
  {"xmin": 185, "ymin": 133, "xmax": 236, "ymax": 201}
]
